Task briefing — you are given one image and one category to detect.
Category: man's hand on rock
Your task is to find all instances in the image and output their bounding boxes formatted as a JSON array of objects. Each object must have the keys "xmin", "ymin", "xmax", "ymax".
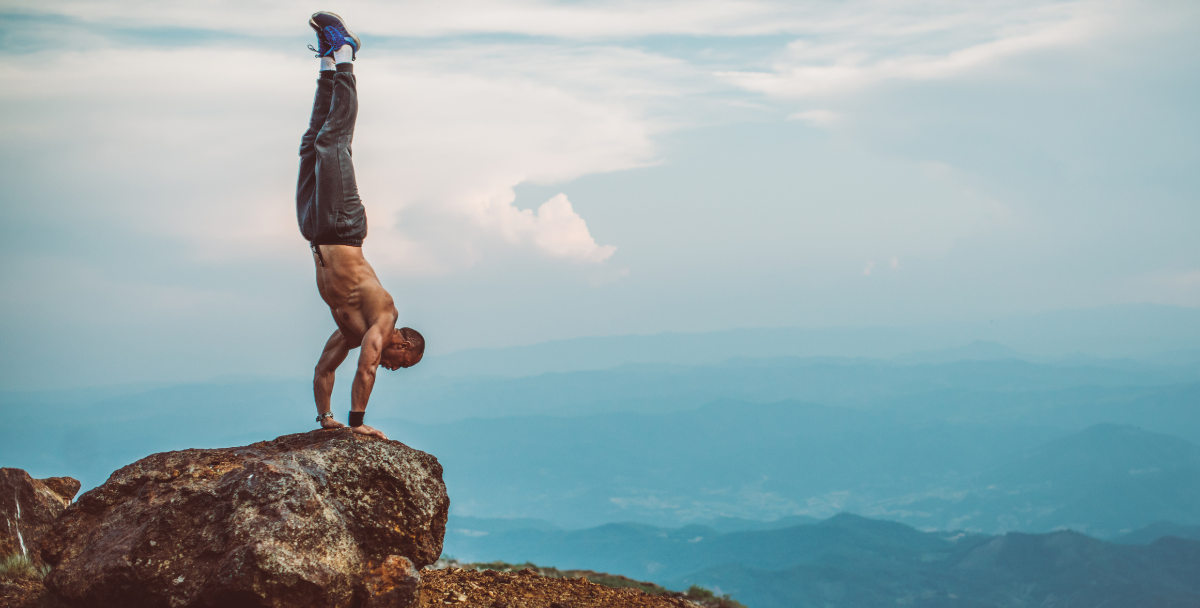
[{"xmin": 352, "ymin": 424, "xmax": 388, "ymax": 440}]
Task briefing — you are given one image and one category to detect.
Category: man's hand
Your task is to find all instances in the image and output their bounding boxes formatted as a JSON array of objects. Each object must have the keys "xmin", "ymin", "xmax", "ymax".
[{"xmin": 351, "ymin": 424, "xmax": 388, "ymax": 440}]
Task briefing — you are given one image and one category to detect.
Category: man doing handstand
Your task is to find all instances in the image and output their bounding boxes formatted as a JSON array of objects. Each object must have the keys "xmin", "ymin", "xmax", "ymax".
[{"xmin": 296, "ymin": 12, "xmax": 424, "ymax": 440}]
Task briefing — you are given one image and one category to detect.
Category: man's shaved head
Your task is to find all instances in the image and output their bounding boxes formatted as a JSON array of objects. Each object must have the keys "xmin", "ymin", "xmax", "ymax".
[
  {"xmin": 381, "ymin": 326, "xmax": 425, "ymax": 370},
  {"xmin": 399, "ymin": 327, "xmax": 424, "ymax": 360}
]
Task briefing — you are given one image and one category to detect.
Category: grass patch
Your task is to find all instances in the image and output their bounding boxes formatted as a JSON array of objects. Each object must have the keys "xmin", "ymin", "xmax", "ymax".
[{"xmin": 0, "ymin": 553, "xmax": 50, "ymax": 581}]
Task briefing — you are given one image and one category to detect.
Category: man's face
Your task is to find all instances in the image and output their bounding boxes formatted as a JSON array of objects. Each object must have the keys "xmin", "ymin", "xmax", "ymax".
[{"xmin": 380, "ymin": 339, "xmax": 421, "ymax": 371}]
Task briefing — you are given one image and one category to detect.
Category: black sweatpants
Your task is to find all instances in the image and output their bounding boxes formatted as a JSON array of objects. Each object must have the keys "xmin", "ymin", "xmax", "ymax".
[{"xmin": 296, "ymin": 64, "xmax": 367, "ymax": 248}]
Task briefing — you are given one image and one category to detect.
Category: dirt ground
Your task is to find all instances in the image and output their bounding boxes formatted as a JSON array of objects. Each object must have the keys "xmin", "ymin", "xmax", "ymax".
[
  {"xmin": 0, "ymin": 567, "xmax": 700, "ymax": 608},
  {"xmin": 418, "ymin": 568, "xmax": 698, "ymax": 608}
]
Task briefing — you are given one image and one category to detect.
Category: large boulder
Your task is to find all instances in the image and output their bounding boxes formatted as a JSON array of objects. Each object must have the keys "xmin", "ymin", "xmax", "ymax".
[
  {"xmin": 0, "ymin": 468, "xmax": 80, "ymax": 567},
  {"xmin": 41, "ymin": 430, "xmax": 449, "ymax": 608}
]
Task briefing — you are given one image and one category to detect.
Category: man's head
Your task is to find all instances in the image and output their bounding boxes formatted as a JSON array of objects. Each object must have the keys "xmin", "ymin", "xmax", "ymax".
[{"xmin": 381, "ymin": 327, "xmax": 425, "ymax": 370}]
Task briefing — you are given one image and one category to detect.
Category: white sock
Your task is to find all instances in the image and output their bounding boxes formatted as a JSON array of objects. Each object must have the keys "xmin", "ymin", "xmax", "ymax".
[
  {"xmin": 320, "ymin": 57, "xmax": 335, "ymax": 71},
  {"xmin": 333, "ymin": 45, "xmax": 353, "ymax": 64}
]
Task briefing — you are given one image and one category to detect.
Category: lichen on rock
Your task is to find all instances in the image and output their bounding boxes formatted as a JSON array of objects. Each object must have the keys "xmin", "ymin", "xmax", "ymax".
[{"xmin": 41, "ymin": 430, "xmax": 449, "ymax": 608}]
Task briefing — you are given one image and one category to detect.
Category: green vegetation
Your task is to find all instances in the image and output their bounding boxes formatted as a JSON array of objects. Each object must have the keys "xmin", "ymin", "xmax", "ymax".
[
  {"xmin": 434, "ymin": 558, "xmax": 746, "ymax": 608},
  {"xmin": 0, "ymin": 553, "xmax": 49, "ymax": 581}
]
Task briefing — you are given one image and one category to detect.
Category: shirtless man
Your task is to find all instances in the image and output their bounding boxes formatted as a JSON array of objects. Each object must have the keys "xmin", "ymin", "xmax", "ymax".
[{"xmin": 296, "ymin": 12, "xmax": 424, "ymax": 439}]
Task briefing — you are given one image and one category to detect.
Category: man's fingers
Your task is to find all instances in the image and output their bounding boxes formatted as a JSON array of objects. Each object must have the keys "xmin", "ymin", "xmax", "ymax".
[{"xmin": 350, "ymin": 425, "xmax": 388, "ymax": 440}]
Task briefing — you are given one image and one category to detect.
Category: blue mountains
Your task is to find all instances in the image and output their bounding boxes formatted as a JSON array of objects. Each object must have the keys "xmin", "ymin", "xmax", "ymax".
[
  {"xmin": 4, "ymin": 309, "xmax": 1200, "ymax": 607},
  {"xmin": 441, "ymin": 513, "xmax": 1200, "ymax": 608}
]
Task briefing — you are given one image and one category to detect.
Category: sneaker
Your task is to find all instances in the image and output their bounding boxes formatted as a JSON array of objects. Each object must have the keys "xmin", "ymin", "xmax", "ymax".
[
  {"xmin": 306, "ymin": 29, "xmax": 331, "ymax": 58},
  {"xmin": 309, "ymin": 11, "xmax": 361, "ymax": 60}
]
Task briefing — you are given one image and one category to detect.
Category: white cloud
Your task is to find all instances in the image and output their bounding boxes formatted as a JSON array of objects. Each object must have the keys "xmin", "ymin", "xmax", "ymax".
[
  {"xmin": 512, "ymin": 194, "xmax": 616, "ymax": 262},
  {"xmin": 10, "ymin": 0, "xmax": 998, "ymax": 39},
  {"xmin": 7, "ymin": 0, "xmax": 1151, "ymax": 44},
  {"xmin": 7, "ymin": 0, "xmax": 786, "ymax": 38},
  {"xmin": 0, "ymin": 39, "xmax": 681, "ymax": 273},
  {"xmin": 348, "ymin": 44, "xmax": 694, "ymax": 271},
  {"xmin": 788, "ymin": 109, "xmax": 843, "ymax": 127},
  {"xmin": 718, "ymin": 1, "xmax": 1118, "ymax": 99}
]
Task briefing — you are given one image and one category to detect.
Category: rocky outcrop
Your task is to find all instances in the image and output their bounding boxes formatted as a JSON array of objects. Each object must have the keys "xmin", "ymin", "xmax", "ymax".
[
  {"xmin": 41, "ymin": 430, "xmax": 449, "ymax": 608},
  {"xmin": 0, "ymin": 468, "xmax": 80, "ymax": 567}
]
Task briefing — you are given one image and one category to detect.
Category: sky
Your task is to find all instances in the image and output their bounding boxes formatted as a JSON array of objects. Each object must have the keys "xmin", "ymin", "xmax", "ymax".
[{"xmin": 0, "ymin": 0, "xmax": 1198, "ymax": 390}]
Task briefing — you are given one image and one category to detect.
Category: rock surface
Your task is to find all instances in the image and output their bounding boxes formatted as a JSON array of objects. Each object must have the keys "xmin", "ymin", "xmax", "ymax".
[
  {"xmin": 0, "ymin": 468, "xmax": 80, "ymax": 567},
  {"xmin": 363, "ymin": 556, "xmax": 422, "ymax": 608},
  {"xmin": 42, "ymin": 430, "xmax": 449, "ymax": 608},
  {"xmin": 417, "ymin": 568, "xmax": 697, "ymax": 608},
  {"xmin": 0, "ymin": 577, "xmax": 53, "ymax": 608}
]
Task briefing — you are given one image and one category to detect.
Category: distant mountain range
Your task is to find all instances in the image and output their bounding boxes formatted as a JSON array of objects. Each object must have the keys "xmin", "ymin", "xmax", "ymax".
[
  {"xmin": 443, "ymin": 512, "xmax": 1200, "ymax": 608},
  {"xmin": 3, "ymin": 348, "xmax": 1199, "ymax": 533},
  {"xmin": 4, "ymin": 314, "xmax": 1199, "ymax": 606},
  {"xmin": 383, "ymin": 355, "xmax": 1200, "ymax": 424},
  {"xmin": 403, "ymin": 413, "xmax": 1200, "ymax": 533},
  {"xmin": 1114, "ymin": 521, "xmax": 1200, "ymax": 544},
  {"xmin": 420, "ymin": 303, "xmax": 1200, "ymax": 378}
]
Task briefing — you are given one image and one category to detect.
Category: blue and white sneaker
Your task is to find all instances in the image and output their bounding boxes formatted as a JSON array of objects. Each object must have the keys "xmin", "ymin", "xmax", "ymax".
[
  {"xmin": 306, "ymin": 26, "xmax": 331, "ymax": 58},
  {"xmin": 308, "ymin": 11, "xmax": 360, "ymax": 60}
]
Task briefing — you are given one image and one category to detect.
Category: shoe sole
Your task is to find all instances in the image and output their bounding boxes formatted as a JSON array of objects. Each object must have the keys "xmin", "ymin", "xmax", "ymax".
[
  {"xmin": 309, "ymin": 11, "xmax": 343, "ymax": 31},
  {"xmin": 309, "ymin": 11, "xmax": 361, "ymax": 54}
]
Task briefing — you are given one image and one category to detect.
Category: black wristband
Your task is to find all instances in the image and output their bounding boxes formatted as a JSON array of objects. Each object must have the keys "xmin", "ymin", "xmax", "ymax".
[
  {"xmin": 336, "ymin": 63, "xmax": 354, "ymax": 73},
  {"xmin": 348, "ymin": 411, "xmax": 364, "ymax": 427}
]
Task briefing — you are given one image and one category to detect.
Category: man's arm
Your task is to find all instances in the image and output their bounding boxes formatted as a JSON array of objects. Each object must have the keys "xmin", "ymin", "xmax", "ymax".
[
  {"xmin": 349, "ymin": 321, "xmax": 390, "ymax": 439},
  {"xmin": 314, "ymin": 330, "xmax": 351, "ymax": 428}
]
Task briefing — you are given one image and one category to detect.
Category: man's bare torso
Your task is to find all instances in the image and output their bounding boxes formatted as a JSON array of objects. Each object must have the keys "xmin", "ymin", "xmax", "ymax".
[{"xmin": 314, "ymin": 244, "xmax": 397, "ymax": 343}]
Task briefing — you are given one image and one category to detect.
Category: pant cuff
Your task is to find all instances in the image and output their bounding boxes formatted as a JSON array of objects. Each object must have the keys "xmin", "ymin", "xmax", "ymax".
[{"xmin": 311, "ymin": 238, "xmax": 363, "ymax": 247}]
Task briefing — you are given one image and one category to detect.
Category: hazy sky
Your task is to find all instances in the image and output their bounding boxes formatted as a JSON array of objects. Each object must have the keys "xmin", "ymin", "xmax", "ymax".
[{"xmin": 1, "ymin": 0, "xmax": 1197, "ymax": 389}]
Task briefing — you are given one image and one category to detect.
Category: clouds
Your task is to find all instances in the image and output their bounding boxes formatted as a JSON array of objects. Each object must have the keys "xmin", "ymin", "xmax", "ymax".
[
  {"xmin": 8, "ymin": 0, "xmax": 1155, "ymax": 44},
  {"xmin": 348, "ymin": 46, "xmax": 676, "ymax": 271},
  {"xmin": 788, "ymin": 109, "xmax": 843, "ymax": 127},
  {"xmin": 718, "ymin": 0, "xmax": 1114, "ymax": 100},
  {"xmin": 6, "ymin": 0, "xmax": 786, "ymax": 38},
  {"xmin": 0, "ymin": 0, "xmax": 1197, "ymax": 389},
  {"xmin": 0, "ymin": 36, "xmax": 675, "ymax": 273},
  {"xmin": 485, "ymin": 193, "xmax": 616, "ymax": 263}
]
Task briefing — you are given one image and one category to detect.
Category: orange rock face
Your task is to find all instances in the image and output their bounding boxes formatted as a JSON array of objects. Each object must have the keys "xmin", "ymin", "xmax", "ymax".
[{"xmin": 363, "ymin": 555, "xmax": 423, "ymax": 608}]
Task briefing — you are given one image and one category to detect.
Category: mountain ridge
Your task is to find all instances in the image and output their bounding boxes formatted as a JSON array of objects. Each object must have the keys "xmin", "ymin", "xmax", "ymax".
[{"xmin": 445, "ymin": 511, "xmax": 1200, "ymax": 608}]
